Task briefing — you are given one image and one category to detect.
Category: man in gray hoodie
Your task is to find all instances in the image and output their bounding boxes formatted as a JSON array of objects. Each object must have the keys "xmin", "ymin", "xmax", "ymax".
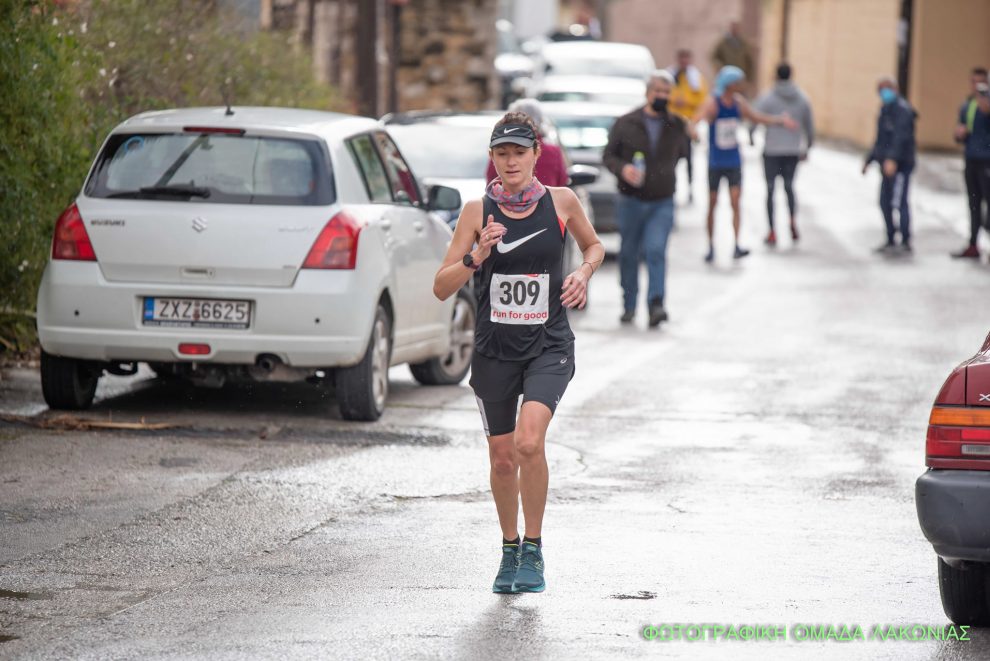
[{"xmin": 754, "ymin": 63, "xmax": 815, "ymax": 246}]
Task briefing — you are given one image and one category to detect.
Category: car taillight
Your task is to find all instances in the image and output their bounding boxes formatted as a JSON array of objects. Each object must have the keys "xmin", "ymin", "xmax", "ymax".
[
  {"xmin": 302, "ymin": 211, "xmax": 361, "ymax": 270},
  {"xmin": 52, "ymin": 204, "xmax": 97, "ymax": 261},
  {"xmin": 926, "ymin": 406, "xmax": 990, "ymax": 470}
]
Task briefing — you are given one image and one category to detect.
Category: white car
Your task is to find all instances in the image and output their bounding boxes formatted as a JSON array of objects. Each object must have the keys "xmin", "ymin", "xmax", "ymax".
[
  {"xmin": 534, "ymin": 75, "xmax": 645, "ymax": 110},
  {"xmin": 519, "ymin": 41, "xmax": 656, "ymax": 98},
  {"xmin": 36, "ymin": 106, "xmax": 471, "ymax": 421}
]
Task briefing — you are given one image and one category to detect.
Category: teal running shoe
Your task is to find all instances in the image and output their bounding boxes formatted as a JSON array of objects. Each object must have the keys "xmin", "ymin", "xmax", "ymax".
[
  {"xmin": 492, "ymin": 543, "xmax": 520, "ymax": 593},
  {"xmin": 511, "ymin": 542, "xmax": 545, "ymax": 593}
]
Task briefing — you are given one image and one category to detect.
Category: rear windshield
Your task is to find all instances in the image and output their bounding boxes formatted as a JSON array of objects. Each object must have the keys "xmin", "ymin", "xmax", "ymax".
[{"xmin": 85, "ymin": 132, "xmax": 334, "ymax": 205}]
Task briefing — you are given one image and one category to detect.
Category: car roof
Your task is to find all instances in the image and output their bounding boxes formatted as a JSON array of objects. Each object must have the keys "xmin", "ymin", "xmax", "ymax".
[
  {"xmin": 542, "ymin": 41, "xmax": 654, "ymax": 60},
  {"xmin": 540, "ymin": 101, "xmax": 635, "ymax": 118},
  {"xmin": 115, "ymin": 106, "xmax": 380, "ymax": 137},
  {"xmin": 540, "ymin": 75, "xmax": 647, "ymax": 93},
  {"xmin": 382, "ymin": 110, "xmax": 503, "ymax": 127}
]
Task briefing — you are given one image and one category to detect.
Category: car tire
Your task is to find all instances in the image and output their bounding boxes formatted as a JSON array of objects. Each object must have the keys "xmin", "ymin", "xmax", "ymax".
[
  {"xmin": 40, "ymin": 350, "xmax": 99, "ymax": 410},
  {"xmin": 938, "ymin": 557, "xmax": 990, "ymax": 626},
  {"xmin": 336, "ymin": 304, "xmax": 391, "ymax": 421},
  {"xmin": 410, "ymin": 289, "xmax": 475, "ymax": 386}
]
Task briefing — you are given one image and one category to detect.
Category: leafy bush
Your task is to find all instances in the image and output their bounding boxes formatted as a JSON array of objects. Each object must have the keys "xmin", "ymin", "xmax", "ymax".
[{"xmin": 0, "ymin": 0, "xmax": 344, "ymax": 357}]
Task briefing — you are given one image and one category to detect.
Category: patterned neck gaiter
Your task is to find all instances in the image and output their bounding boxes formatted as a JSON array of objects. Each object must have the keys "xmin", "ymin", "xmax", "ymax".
[{"xmin": 485, "ymin": 176, "xmax": 546, "ymax": 214}]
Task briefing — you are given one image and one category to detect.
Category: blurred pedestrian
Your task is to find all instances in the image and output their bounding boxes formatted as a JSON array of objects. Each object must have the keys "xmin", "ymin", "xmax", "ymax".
[
  {"xmin": 753, "ymin": 63, "xmax": 815, "ymax": 246},
  {"xmin": 486, "ymin": 98, "xmax": 569, "ymax": 187},
  {"xmin": 950, "ymin": 67, "xmax": 990, "ymax": 259},
  {"xmin": 862, "ymin": 76, "xmax": 917, "ymax": 254},
  {"xmin": 690, "ymin": 66, "xmax": 796, "ymax": 262},
  {"xmin": 603, "ymin": 70, "xmax": 686, "ymax": 327},
  {"xmin": 711, "ymin": 22, "xmax": 754, "ymax": 94},
  {"xmin": 667, "ymin": 48, "xmax": 708, "ymax": 203}
]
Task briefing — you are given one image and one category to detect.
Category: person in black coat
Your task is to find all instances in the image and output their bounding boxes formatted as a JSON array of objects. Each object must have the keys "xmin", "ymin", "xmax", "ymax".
[{"xmin": 862, "ymin": 76, "xmax": 917, "ymax": 253}]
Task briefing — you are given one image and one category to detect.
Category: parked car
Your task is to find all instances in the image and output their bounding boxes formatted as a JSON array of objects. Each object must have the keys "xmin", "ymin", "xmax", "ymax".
[
  {"xmin": 534, "ymin": 75, "xmax": 645, "ymax": 109},
  {"xmin": 516, "ymin": 40, "xmax": 656, "ymax": 99},
  {"xmin": 541, "ymin": 101, "xmax": 631, "ymax": 233},
  {"xmin": 916, "ymin": 330, "xmax": 990, "ymax": 624},
  {"xmin": 36, "ymin": 106, "xmax": 470, "ymax": 421}
]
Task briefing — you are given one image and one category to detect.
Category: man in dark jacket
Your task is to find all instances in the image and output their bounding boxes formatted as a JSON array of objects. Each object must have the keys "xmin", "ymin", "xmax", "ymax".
[
  {"xmin": 862, "ymin": 76, "xmax": 917, "ymax": 253},
  {"xmin": 950, "ymin": 67, "xmax": 990, "ymax": 259},
  {"xmin": 603, "ymin": 70, "xmax": 687, "ymax": 327}
]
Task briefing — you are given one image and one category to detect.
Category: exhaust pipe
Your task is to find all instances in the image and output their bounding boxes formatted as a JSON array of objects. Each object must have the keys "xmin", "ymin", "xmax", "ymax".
[{"xmin": 255, "ymin": 354, "xmax": 281, "ymax": 374}]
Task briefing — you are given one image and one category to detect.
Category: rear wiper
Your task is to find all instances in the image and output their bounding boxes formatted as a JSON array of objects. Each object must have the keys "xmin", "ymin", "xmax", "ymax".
[{"xmin": 138, "ymin": 184, "xmax": 211, "ymax": 198}]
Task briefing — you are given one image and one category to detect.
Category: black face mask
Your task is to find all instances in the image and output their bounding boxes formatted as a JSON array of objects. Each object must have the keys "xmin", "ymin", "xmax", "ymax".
[{"xmin": 651, "ymin": 97, "xmax": 668, "ymax": 114}]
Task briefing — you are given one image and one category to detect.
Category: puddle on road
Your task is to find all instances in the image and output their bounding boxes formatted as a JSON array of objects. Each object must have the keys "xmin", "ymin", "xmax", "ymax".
[
  {"xmin": 159, "ymin": 457, "xmax": 200, "ymax": 468},
  {"xmin": 0, "ymin": 589, "xmax": 52, "ymax": 601},
  {"xmin": 610, "ymin": 591, "xmax": 656, "ymax": 600}
]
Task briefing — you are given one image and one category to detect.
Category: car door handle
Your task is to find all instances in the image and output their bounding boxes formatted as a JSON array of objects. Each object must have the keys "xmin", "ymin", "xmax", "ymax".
[{"xmin": 380, "ymin": 218, "xmax": 392, "ymax": 231}]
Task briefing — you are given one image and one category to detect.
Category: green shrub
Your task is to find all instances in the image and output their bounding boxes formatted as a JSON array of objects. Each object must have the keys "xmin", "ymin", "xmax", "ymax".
[{"xmin": 0, "ymin": 0, "xmax": 344, "ymax": 357}]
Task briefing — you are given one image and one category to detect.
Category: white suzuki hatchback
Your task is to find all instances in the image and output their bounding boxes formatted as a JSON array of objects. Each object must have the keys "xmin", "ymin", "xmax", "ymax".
[{"xmin": 36, "ymin": 107, "xmax": 471, "ymax": 421}]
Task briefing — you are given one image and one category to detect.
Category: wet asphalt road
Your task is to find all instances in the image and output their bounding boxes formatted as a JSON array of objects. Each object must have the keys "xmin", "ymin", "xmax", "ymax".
[{"xmin": 2, "ymin": 142, "xmax": 990, "ymax": 660}]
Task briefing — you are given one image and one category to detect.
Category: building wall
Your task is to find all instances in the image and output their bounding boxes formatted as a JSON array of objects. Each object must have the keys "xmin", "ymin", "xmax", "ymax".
[
  {"xmin": 605, "ymin": 0, "xmax": 763, "ymax": 88},
  {"xmin": 910, "ymin": 0, "xmax": 990, "ymax": 150},
  {"xmin": 760, "ymin": 0, "xmax": 990, "ymax": 150}
]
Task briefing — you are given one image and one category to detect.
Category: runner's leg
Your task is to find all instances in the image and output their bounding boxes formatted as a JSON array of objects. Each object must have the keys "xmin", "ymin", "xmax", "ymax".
[
  {"xmin": 515, "ymin": 401, "xmax": 552, "ymax": 539},
  {"xmin": 487, "ymin": 431, "xmax": 519, "ymax": 540},
  {"xmin": 617, "ymin": 196, "xmax": 646, "ymax": 313},
  {"xmin": 729, "ymin": 185, "xmax": 742, "ymax": 242},
  {"xmin": 764, "ymin": 155, "xmax": 777, "ymax": 232}
]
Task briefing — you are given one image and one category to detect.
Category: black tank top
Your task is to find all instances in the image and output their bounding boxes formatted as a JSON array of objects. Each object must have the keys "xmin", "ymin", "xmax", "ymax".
[{"xmin": 475, "ymin": 194, "xmax": 574, "ymax": 360}]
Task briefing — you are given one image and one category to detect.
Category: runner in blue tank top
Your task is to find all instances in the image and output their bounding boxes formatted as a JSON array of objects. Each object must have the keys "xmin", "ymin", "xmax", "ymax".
[
  {"xmin": 433, "ymin": 112, "xmax": 604, "ymax": 594},
  {"xmin": 689, "ymin": 66, "xmax": 797, "ymax": 262}
]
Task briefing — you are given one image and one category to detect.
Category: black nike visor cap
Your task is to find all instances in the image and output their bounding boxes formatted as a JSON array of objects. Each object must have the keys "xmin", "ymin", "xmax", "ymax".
[{"xmin": 490, "ymin": 123, "xmax": 537, "ymax": 148}]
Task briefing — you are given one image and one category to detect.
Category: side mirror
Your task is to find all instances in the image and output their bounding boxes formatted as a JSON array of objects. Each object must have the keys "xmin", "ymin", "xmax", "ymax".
[
  {"xmin": 427, "ymin": 185, "xmax": 461, "ymax": 211},
  {"xmin": 567, "ymin": 164, "xmax": 599, "ymax": 187}
]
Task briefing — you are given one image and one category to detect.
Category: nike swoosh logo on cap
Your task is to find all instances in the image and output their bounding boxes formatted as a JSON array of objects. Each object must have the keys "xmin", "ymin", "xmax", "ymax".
[
  {"xmin": 496, "ymin": 228, "xmax": 547, "ymax": 253},
  {"xmin": 504, "ymin": 127, "xmax": 521, "ymax": 133}
]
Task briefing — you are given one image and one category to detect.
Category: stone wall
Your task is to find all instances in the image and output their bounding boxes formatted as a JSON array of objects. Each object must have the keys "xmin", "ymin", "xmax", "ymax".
[
  {"xmin": 396, "ymin": 0, "xmax": 499, "ymax": 112},
  {"xmin": 261, "ymin": 0, "xmax": 500, "ymax": 116}
]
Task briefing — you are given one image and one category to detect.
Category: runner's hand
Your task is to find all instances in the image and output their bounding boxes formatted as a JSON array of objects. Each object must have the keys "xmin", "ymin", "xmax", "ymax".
[
  {"xmin": 621, "ymin": 164, "xmax": 644, "ymax": 187},
  {"xmin": 779, "ymin": 113, "xmax": 798, "ymax": 130},
  {"xmin": 474, "ymin": 216, "xmax": 506, "ymax": 262},
  {"xmin": 561, "ymin": 269, "xmax": 589, "ymax": 310}
]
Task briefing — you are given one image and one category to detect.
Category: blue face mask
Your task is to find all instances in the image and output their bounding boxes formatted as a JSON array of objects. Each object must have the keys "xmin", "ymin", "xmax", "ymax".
[{"xmin": 879, "ymin": 88, "xmax": 897, "ymax": 104}]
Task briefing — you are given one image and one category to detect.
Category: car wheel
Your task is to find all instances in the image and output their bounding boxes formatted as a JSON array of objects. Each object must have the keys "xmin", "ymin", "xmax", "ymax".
[
  {"xmin": 938, "ymin": 557, "xmax": 990, "ymax": 625},
  {"xmin": 336, "ymin": 304, "xmax": 391, "ymax": 421},
  {"xmin": 40, "ymin": 350, "xmax": 99, "ymax": 410},
  {"xmin": 409, "ymin": 289, "xmax": 475, "ymax": 386}
]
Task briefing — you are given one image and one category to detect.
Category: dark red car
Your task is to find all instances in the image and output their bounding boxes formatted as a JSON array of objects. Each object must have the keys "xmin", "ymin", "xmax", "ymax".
[{"xmin": 916, "ymin": 331, "xmax": 990, "ymax": 625}]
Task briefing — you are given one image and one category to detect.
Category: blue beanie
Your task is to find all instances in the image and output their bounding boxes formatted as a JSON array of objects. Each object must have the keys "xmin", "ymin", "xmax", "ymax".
[{"xmin": 714, "ymin": 66, "xmax": 745, "ymax": 96}]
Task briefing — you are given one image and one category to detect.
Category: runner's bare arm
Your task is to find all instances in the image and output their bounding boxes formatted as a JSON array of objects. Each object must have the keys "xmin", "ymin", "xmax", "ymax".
[
  {"xmin": 553, "ymin": 188, "xmax": 604, "ymax": 310},
  {"xmin": 688, "ymin": 97, "xmax": 716, "ymax": 140},
  {"xmin": 433, "ymin": 199, "xmax": 504, "ymax": 301},
  {"xmin": 738, "ymin": 95, "xmax": 797, "ymax": 129}
]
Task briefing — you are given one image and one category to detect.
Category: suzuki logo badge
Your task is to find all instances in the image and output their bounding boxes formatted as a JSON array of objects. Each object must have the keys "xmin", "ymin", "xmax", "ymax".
[{"xmin": 192, "ymin": 217, "xmax": 207, "ymax": 233}]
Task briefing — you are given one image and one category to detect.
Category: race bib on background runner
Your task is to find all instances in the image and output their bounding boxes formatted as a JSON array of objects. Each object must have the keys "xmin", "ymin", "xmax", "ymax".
[
  {"xmin": 490, "ymin": 273, "xmax": 549, "ymax": 325},
  {"xmin": 715, "ymin": 117, "xmax": 739, "ymax": 150}
]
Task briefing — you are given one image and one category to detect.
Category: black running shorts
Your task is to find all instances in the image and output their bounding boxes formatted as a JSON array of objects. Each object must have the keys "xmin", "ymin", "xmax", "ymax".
[
  {"xmin": 708, "ymin": 166, "xmax": 742, "ymax": 191},
  {"xmin": 469, "ymin": 345, "xmax": 576, "ymax": 437}
]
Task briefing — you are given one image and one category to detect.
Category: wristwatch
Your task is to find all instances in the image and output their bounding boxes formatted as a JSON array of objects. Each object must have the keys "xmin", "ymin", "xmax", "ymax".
[{"xmin": 463, "ymin": 253, "xmax": 481, "ymax": 270}]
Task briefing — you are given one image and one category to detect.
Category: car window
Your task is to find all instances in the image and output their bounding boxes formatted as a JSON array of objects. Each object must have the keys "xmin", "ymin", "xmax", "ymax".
[
  {"xmin": 550, "ymin": 116, "xmax": 617, "ymax": 151},
  {"xmin": 386, "ymin": 123, "xmax": 490, "ymax": 180},
  {"xmin": 374, "ymin": 132, "xmax": 421, "ymax": 205},
  {"xmin": 84, "ymin": 132, "xmax": 334, "ymax": 205},
  {"xmin": 347, "ymin": 134, "xmax": 393, "ymax": 203}
]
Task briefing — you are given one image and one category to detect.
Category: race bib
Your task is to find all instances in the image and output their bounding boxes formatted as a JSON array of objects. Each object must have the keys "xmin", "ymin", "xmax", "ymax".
[
  {"xmin": 490, "ymin": 273, "xmax": 549, "ymax": 325},
  {"xmin": 715, "ymin": 117, "xmax": 739, "ymax": 150}
]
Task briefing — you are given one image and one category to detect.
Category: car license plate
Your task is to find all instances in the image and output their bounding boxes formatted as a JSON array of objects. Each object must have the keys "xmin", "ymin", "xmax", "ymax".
[{"xmin": 142, "ymin": 297, "xmax": 251, "ymax": 329}]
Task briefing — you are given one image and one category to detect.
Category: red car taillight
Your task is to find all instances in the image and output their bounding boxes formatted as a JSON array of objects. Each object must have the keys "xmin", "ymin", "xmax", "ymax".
[
  {"xmin": 52, "ymin": 204, "xmax": 97, "ymax": 261},
  {"xmin": 302, "ymin": 211, "xmax": 361, "ymax": 270},
  {"xmin": 926, "ymin": 406, "xmax": 990, "ymax": 470}
]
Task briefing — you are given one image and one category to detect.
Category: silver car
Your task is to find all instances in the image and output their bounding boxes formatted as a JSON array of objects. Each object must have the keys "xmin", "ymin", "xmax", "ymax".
[{"xmin": 36, "ymin": 106, "xmax": 470, "ymax": 421}]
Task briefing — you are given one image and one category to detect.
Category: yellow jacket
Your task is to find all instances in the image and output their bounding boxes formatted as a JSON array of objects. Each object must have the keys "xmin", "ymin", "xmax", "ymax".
[{"xmin": 669, "ymin": 66, "xmax": 708, "ymax": 121}]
